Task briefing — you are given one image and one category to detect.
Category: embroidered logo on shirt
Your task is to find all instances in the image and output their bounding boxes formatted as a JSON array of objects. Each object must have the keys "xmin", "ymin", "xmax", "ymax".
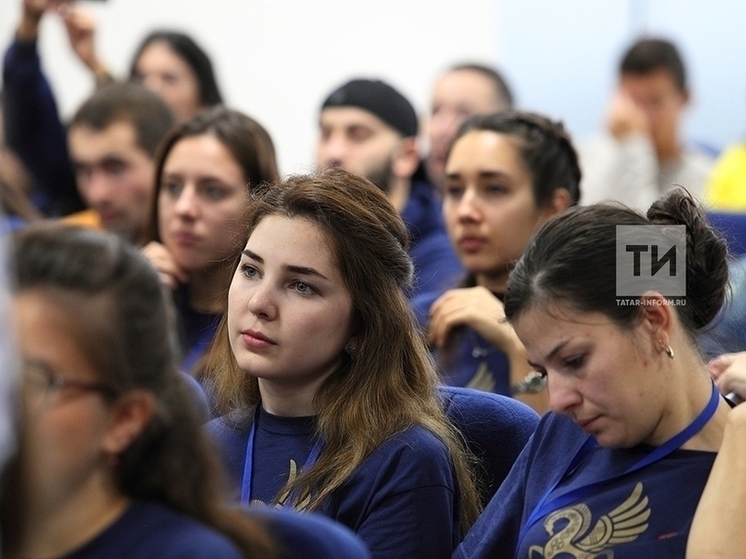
[
  {"xmin": 528, "ymin": 482, "xmax": 650, "ymax": 558},
  {"xmin": 466, "ymin": 361, "xmax": 496, "ymax": 392},
  {"xmin": 252, "ymin": 459, "xmax": 311, "ymax": 511}
]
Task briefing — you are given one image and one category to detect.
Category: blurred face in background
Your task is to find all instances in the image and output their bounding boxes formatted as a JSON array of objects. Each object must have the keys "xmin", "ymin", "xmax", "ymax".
[
  {"xmin": 157, "ymin": 133, "xmax": 248, "ymax": 273},
  {"xmin": 316, "ymin": 107, "xmax": 404, "ymax": 193},
  {"xmin": 132, "ymin": 41, "xmax": 203, "ymax": 122},
  {"xmin": 427, "ymin": 69, "xmax": 508, "ymax": 192},
  {"xmin": 619, "ymin": 68, "xmax": 689, "ymax": 156},
  {"xmin": 69, "ymin": 120, "xmax": 154, "ymax": 242}
]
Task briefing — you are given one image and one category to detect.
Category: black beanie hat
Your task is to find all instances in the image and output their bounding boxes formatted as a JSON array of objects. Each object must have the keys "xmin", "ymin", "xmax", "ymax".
[{"xmin": 321, "ymin": 79, "xmax": 418, "ymax": 138}]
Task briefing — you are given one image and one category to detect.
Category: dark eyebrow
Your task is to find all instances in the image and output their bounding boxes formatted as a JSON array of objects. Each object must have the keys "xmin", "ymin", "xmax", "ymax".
[
  {"xmin": 242, "ymin": 250, "xmax": 329, "ymax": 281},
  {"xmin": 527, "ymin": 340, "xmax": 569, "ymax": 370},
  {"xmin": 445, "ymin": 170, "xmax": 512, "ymax": 181},
  {"xmin": 242, "ymin": 249, "xmax": 263, "ymax": 264}
]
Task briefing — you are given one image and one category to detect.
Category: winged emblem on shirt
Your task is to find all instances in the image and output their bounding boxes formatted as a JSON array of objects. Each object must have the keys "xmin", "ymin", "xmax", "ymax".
[
  {"xmin": 466, "ymin": 361, "xmax": 496, "ymax": 392},
  {"xmin": 252, "ymin": 459, "xmax": 311, "ymax": 511},
  {"xmin": 528, "ymin": 482, "xmax": 650, "ymax": 559}
]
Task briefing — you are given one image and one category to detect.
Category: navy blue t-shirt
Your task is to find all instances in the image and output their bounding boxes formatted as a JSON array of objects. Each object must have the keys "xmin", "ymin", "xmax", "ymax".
[
  {"xmin": 454, "ymin": 413, "xmax": 717, "ymax": 559},
  {"xmin": 209, "ymin": 409, "xmax": 461, "ymax": 559},
  {"xmin": 60, "ymin": 501, "xmax": 242, "ymax": 559},
  {"xmin": 437, "ymin": 329, "xmax": 511, "ymax": 396}
]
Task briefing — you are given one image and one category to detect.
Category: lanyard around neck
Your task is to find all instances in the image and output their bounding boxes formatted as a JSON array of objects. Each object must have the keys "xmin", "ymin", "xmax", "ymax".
[
  {"xmin": 517, "ymin": 381, "xmax": 721, "ymax": 553},
  {"xmin": 240, "ymin": 406, "xmax": 324, "ymax": 508}
]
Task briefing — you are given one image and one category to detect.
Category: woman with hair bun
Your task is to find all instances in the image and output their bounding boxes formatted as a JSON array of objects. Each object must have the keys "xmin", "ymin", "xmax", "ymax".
[{"xmin": 454, "ymin": 189, "xmax": 732, "ymax": 559}]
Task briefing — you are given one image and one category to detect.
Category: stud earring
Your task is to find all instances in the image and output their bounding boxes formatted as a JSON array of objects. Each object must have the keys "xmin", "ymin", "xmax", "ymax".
[{"xmin": 345, "ymin": 344, "xmax": 357, "ymax": 357}]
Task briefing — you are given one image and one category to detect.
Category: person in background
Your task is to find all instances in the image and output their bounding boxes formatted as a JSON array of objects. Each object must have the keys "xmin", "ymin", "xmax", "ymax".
[
  {"xmin": 703, "ymin": 124, "xmax": 746, "ymax": 211},
  {"xmin": 64, "ymin": 81, "xmax": 175, "ymax": 241},
  {"xmin": 316, "ymin": 78, "xmax": 463, "ymax": 324},
  {"xmin": 128, "ymin": 30, "xmax": 224, "ymax": 123},
  {"xmin": 4, "ymin": 223, "xmax": 277, "ymax": 559},
  {"xmin": 454, "ymin": 189, "xmax": 731, "ymax": 558},
  {"xmin": 2, "ymin": 0, "xmax": 87, "ymax": 216},
  {"xmin": 141, "ymin": 106, "xmax": 279, "ymax": 384},
  {"xmin": 206, "ymin": 168, "xmax": 481, "ymax": 559},
  {"xmin": 2, "ymin": 0, "xmax": 223, "ymax": 220},
  {"xmin": 425, "ymin": 62, "xmax": 513, "ymax": 196},
  {"xmin": 580, "ymin": 37, "xmax": 713, "ymax": 210},
  {"xmin": 429, "ymin": 111, "xmax": 580, "ymax": 414}
]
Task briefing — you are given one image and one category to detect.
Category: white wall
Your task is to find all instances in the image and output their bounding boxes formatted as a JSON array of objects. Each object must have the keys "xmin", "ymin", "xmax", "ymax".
[
  {"xmin": 0, "ymin": 0, "xmax": 498, "ymax": 175},
  {"xmin": 2, "ymin": 0, "xmax": 745, "ymax": 175}
]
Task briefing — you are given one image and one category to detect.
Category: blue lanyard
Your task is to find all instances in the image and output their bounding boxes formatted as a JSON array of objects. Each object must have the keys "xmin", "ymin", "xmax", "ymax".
[
  {"xmin": 240, "ymin": 407, "xmax": 324, "ymax": 508},
  {"xmin": 517, "ymin": 381, "xmax": 721, "ymax": 554}
]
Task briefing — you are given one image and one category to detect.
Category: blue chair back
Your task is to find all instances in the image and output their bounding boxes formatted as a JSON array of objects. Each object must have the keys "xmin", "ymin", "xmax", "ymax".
[
  {"xmin": 245, "ymin": 507, "xmax": 370, "ymax": 559},
  {"xmin": 439, "ymin": 386, "xmax": 539, "ymax": 506}
]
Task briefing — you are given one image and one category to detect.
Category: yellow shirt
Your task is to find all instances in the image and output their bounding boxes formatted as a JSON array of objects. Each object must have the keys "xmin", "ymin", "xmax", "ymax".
[
  {"xmin": 59, "ymin": 209, "xmax": 104, "ymax": 230},
  {"xmin": 704, "ymin": 144, "xmax": 746, "ymax": 211}
]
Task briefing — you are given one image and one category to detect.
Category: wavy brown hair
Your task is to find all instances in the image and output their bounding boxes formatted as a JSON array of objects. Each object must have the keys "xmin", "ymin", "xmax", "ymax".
[{"xmin": 205, "ymin": 168, "xmax": 481, "ymax": 531}]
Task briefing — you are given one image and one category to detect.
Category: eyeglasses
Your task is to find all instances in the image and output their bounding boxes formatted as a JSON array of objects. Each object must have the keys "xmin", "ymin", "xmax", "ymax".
[{"xmin": 22, "ymin": 357, "xmax": 117, "ymax": 408}]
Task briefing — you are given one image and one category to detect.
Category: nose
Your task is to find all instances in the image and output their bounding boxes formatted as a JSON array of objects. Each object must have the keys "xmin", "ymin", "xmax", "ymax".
[
  {"xmin": 173, "ymin": 185, "xmax": 199, "ymax": 219},
  {"xmin": 547, "ymin": 372, "xmax": 582, "ymax": 415},
  {"xmin": 456, "ymin": 187, "xmax": 481, "ymax": 223},
  {"xmin": 82, "ymin": 169, "xmax": 114, "ymax": 207},
  {"xmin": 247, "ymin": 280, "xmax": 277, "ymax": 321},
  {"xmin": 141, "ymin": 74, "xmax": 166, "ymax": 97},
  {"xmin": 317, "ymin": 134, "xmax": 346, "ymax": 170}
]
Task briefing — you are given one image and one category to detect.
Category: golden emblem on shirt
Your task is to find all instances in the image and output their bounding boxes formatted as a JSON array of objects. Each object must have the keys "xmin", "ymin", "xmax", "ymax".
[
  {"xmin": 251, "ymin": 459, "xmax": 311, "ymax": 511},
  {"xmin": 466, "ymin": 361, "xmax": 496, "ymax": 392},
  {"xmin": 528, "ymin": 482, "xmax": 650, "ymax": 558}
]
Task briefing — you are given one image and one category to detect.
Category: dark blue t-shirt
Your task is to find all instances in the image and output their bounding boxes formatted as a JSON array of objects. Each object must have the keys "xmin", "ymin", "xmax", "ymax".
[
  {"xmin": 209, "ymin": 409, "xmax": 461, "ymax": 559},
  {"xmin": 454, "ymin": 413, "xmax": 717, "ymax": 559},
  {"xmin": 60, "ymin": 501, "xmax": 242, "ymax": 559},
  {"xmin": 437, "ymin": 329, "xmax": 511, "ymax": 396}
]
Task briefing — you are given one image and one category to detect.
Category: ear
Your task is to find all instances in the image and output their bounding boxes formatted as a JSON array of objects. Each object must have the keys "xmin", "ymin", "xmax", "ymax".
[
  {"xmin": 639, "ymin": 291, "xmax": 674, "ymax": 350},
  {"xmin": 680, "ymin": 88, "xmax": 691, "ymax": 108},
  {"xmin": 391, "ymin": 137, "xmax": 420, "ymax": 180},
  {"xmin": 538, "ymin": 188, "xmax": 572, "ymax": 224},
  {"xmin": 101, "ymin": 390, "xmax": 156, "ymax": 455}
]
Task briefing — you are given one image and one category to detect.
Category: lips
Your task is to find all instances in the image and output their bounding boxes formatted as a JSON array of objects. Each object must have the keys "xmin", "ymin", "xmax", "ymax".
[
  {"xmin": 97, "ymin": 209, "xmax": 123, "ymax": 223},
  {"xmin": 458, "ymin": 235, "xmax": 487, "ymax": 252},
  {"xmin": 240, "ymin": 329, "xmax": 277, "ymax": 349},
  {"xmin": 171, "ymin": 231, "xmax": 200, "ymax": 246},
  {"xmin": 576, "ymin": 416, "xmax": 601, "ymax": 433}
]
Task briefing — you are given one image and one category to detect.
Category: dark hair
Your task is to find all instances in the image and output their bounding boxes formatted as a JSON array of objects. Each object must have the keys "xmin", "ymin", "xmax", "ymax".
[
  {"xmin": 206, "ymin": 167, "xmax": 482, "ymax": 530},
  {"xmin": 620, "ymin": 37, "xmax": 687, "ymax": 92},
  {"xmin": 504, "ymin": 189, "xmax": 729, "ymax": 339},
  {"xmin": 450, "ymin": 62, "xmax": 514, "ymax": 109},
  {"xmin": 451, "ymin": 110, "xmax": 582, "ymax": 207},
  {"xmin": 142, "ymin": 106, "xmax": 279, "ymax": 245},
  {"xmin": 129, "ymin": 30, "xmax": 224, "ymax": 107},
  {"xmin": 11, "ymin": 224, "xmax": 275, "ymax": 557},
  {"xmin": 70, "ymin": 82, "xmax": 176, "ymax": 158}
]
